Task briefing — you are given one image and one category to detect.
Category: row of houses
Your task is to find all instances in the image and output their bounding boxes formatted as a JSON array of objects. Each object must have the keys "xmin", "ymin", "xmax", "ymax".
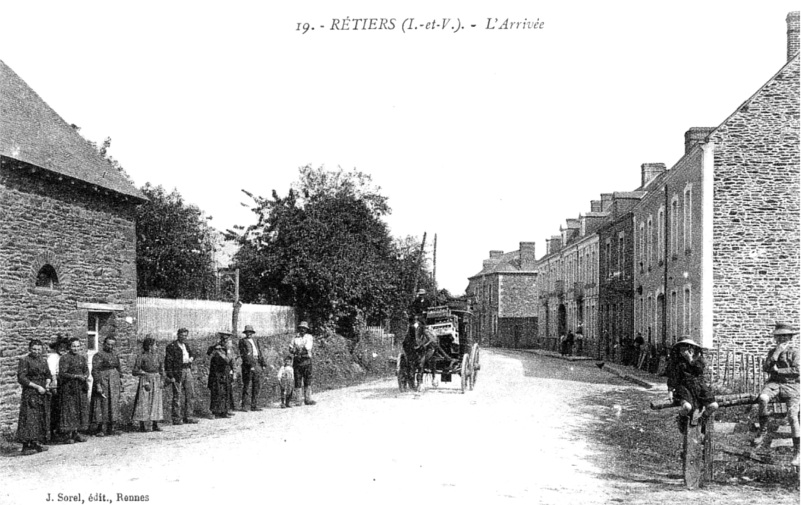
[{"xmin": 467, "ymin": 12, "xmax": 800, "ymax": 362}]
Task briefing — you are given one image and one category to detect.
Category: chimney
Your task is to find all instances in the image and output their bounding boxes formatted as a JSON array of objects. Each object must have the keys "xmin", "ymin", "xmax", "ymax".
[
  {"xmin": 640, "ymin": 163, "xmax": 666, "ymax": 188},
  {"xmin": 788, "ymin": 11, "xmax": 800, "ymax": 61},
  {"xmin": 590, "ymin": 200, "xmax": 602, "ymax": 213},
  {"xmin": 684, "ymin": 127, "xmax": 715, "ymax": 154},
  {"xmin": 549, "ymin": 235, "xmax": 562, "ymax": 254},
  {"xmin": 489, "ymin": 250, "xmax": 504, "ymax": 259},
  {"xmin": 519, "ymin": 242, "xmax": 536, "ymax": 270},
  {"xmin": 600, "ymin": 193, "xmax": 613, "ymax": 211}
]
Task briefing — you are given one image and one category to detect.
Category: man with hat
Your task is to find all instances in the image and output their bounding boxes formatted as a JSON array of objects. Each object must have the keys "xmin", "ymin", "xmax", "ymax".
[
  {"xmin": 753, "ymin": 322, "xmax": 799, "ymax": 465},
  {"xmin": 291, "ymin": 321, "xmax": 316, "ymax": 406},
  {"xmin": 410, "ymin": 289, "xmax": 431, "ymax": 319},
  {"xmin": 239, "ymin": 325, "xmax": 266, "ymax": 411},
  {"xmin": 165, "ymin": 328, "xmax": 199, "ymax": 425}
]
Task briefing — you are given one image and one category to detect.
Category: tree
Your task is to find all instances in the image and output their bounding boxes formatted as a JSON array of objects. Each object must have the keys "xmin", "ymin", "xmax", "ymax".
[
  {"xmin": 136, "ymin": 184, "xmax": 218, "ymax": 299},
  {"xmin": 233, "ymin": 166, "xmax": 408, "ymax": 337}
]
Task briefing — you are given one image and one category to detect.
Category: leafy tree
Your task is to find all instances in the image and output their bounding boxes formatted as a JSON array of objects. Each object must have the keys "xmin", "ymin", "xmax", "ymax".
[
  {"xmin": 233, "ymin": 166, "xmax": 413, "ymax": 337},
  {"xmin": 136, "ymin": 184, "xmax": 217, "ymax": 299}
]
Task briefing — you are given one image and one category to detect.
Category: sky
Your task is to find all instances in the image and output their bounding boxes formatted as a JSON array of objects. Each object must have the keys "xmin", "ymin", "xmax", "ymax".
[{"xmin": 1, "ymin": 1, "xmax": 797, "ymax": 294}]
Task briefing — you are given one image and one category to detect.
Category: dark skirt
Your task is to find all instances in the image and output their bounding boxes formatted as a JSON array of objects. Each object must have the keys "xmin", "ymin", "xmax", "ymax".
[
  {"xmin": 59, "ymin": 379, "xmax": 89, "ymax": 432},
  {"xmin": 208, "ymin": 373, "xmax": 230, "ymax": 415},
  {"xmin": 17, "ymin": 389, "xmax": 51, "ymax": 443}
]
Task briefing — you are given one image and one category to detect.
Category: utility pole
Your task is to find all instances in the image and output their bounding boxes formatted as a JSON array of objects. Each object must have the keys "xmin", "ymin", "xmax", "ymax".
[
  {"xmin": 433, "ymin": 233, "xmax": 438, "ymax": 293},
  {"xmin": 412, "ymin": 232, "xmax": 427, "ymax": 297},
  {"xmin": 219, "ymin": 268, "xmax": 241, "ymax": 334}
]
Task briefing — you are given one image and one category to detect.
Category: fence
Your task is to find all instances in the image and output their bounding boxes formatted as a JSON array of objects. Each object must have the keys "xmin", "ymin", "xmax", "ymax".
[
  {"xmin": 136, "ymin": 297, "xmax": 295, "ymax": 339},
  {"xmin": 365, "ymin": 325, "xmax": 394, "ymax": 344},
  {"xmin": 710, "ymin": 350, "xmax": 769, "ymax": 396}
]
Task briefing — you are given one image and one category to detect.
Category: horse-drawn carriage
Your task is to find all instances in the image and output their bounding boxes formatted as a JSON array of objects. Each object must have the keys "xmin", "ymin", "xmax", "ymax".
[{"xmin": 397, "ymin": 305, "xmax": 479, "ymax": 393}]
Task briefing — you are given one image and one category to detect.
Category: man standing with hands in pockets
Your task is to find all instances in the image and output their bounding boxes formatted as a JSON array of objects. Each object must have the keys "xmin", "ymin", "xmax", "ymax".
[
  {"xmin": 239, "ymin": 325, "xmax": 266, "ymax": 412},
  {"xmin": 165, "ymin": 328, "xmax": 198, "ymax": 425}
]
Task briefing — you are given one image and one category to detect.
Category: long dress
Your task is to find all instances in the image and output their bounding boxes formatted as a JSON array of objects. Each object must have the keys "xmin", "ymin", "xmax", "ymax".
[
  {"xmin": 16, "ymin": 354, "xmax": 52, "ymax": 443},
  {"xmin": 90, "ymin": 350, "xmax": 122, "ymax": 426},
  {"xmin": 131, "ymin": 352, "xmax": 164, "ymax": 422},
  {"xmin": 208, "ymin": 350, "xmax": 232, "ymax": 415},
  {"xmin": 58, "ymin": 352, "xmax": 90, "ymax": 432},
  {"xmin": 46, "ymin": 352, "xmax": 61, "ymax": 434}
]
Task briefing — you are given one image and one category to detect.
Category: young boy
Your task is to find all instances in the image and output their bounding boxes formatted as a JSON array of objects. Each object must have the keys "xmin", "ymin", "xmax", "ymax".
[
  {"xmin": 667, "ymin": 338, "xmax": 718, "ymax": 433},
  {"xmin": 277, "ymin": 356, "xmax": 295, "ymax": 408}
]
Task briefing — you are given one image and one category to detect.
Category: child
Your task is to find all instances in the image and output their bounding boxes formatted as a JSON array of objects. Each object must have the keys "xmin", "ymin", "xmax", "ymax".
[
  {"xmin": 277, "ymin": 356, "xmax": 294, "ymax": 408},
  {"xmin": 666, "ymin": 338, "xmax": 718, "ymax": 433}
]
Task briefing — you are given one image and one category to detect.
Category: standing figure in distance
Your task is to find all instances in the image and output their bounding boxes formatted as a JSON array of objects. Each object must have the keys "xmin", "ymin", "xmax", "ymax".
[
  {"xmin": 58, "ymin": 338, "xmax": 90, "ymax": 443},
  {"xmin": 277, "ymin": 355, "xmax": 295, "ymax": 408},
  {"xmin": 90, "ymin": 336, "xmax": 123, "ymax": 437},
  {"xmin": 17, "ymin": 339, "xmax": 51, "ymax": 455},
  {"xmin": 164, "ymin": 328, "xmax": 198, "ymax": 425},
  {"xmin": 131, "ymin": 336, "xmax": 165, "ymax": 432},
  {"xmin": 208, "ymin": 338, "xmax": 234, "ymax": 419},
  {"xmin": 291, "ymin": 321, "xmax": 316, "ymax": 406},
  {"xmin": 752, "ymin": 322, "xmax": 799, "ymax": 466},
  {"xmin": 239, "ymin": 325, "xmax": 266, "ymax": 412},
  {"xmin": 46, "ymin": 336, "xmax": 69, "ymax": 441}
]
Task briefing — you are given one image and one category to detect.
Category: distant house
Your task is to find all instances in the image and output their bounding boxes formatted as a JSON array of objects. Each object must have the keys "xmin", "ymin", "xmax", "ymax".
[
  {"xmin": 0, "ymin": 60, "xmax": 146, "ymax": 430},
  {"xmin": 466, "ymin": 243, "xmax": 538, "ymax": 348}
]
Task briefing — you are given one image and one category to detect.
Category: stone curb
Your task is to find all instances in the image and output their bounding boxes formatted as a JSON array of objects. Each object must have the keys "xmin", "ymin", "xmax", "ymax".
[{"xmin": 519, "ymin": 349, "xmax": 663, "ymax": 390}]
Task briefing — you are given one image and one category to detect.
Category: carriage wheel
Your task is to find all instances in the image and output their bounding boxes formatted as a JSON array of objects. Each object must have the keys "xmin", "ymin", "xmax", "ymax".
[
  {"xmin": 460, "ymin": 354, "xmax": 470, "ymax": 394},
  {"xmin": 470, "ymin": 344, "xmax": 480, "ymax": 390}
]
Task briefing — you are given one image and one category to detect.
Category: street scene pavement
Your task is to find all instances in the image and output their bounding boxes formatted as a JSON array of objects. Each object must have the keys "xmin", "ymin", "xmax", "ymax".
[{"xmin": 1, "ymin": 350, "xmax": 797, "ymax": 505}]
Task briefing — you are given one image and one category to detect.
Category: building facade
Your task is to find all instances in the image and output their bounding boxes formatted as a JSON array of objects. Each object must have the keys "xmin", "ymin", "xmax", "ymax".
[
  {"xmin": 466, "ymin": 243, "xmax": 538, "ymax": 348},
  {"xmin": 0, "ymin": 60, "xmax": 145, "ymax": 430}
]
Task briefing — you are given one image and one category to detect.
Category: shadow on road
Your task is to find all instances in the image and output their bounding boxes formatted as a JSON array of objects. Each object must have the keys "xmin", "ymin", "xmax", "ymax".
[{"xmin": 493, "ymin": 349, "xmax": 630, "ymax": 387}]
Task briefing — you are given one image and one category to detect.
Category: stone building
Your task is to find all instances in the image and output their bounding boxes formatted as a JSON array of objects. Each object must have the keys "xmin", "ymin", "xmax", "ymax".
[
  {"xmin": 466, "ymin": 243, "xmax": 538, "ymax": 348},
  {"xmin": 0, "ymin": 60, "xmax": 145, "ymax": 430},
  {"xmin": 632, "ymin": 12, "xmax": 799, "ymax": 355}
]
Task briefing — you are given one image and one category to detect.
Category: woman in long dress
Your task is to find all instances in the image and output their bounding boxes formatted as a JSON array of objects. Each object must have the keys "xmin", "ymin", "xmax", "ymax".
[
  {"xmin": 17, "ymin": 339, "xmax": 52, "ymax": 455},
  {"xmin": 58, "ymin": 338, "xmax": 89, "ymax": 443},
  {"xmin": 131, "ymin": 336, "xmax": 165, "ymax": 432},
  {"xmin": 208, "ymin": 342, "xmax": 233, "ymax": 418}
]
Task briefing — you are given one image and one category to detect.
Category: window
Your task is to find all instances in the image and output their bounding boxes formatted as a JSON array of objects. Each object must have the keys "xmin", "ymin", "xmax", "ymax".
[
  {"xmin": 670, "ymin": 291, "xmax": 678, "ymax": 343},
  {"xmin": 683, "ymin": 287, "xmax": 692, "ymax": 338},
  {"xmin": 684, "ymin": 186, "xmax": 693, "ymax": 252},
  {"xmin": 605, "ymin": 239, "xmax": 612, "ymax": 279},
  {"xmin": 671, "ymin": 197, "xmax": 679, "ymax": 257},
  {"xmin": 646, "ymin": 217, "xmax": 653, "ymax": 269},
  {"xmin": 35, "ymin": 264, "xmax": 59, "ymax": 289},
  {"xmin": 87, "ymin": 312, "xmax": 110, "ymax": 352},
  {"xmin": 618, "ymin": 232, "xmax": 625, "ymax": 272},
  {"xmin": 657, "ymin": 207, "xmax": 665, "ymax": 263},
  {"xmin": 638, "ymin": 222, "xmax": 645, "ymax": 272}
]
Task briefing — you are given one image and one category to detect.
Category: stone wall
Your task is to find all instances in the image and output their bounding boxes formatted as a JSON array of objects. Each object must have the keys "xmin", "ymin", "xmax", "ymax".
[
  {"xmin": 0, "ymin": 162, "xmax": 138, "ymax": 432},
  {"xmin": 711, "ymin": 56, "xmax": 800, "ymax": 355},
  {"xmin": 497, "ymin": 317, "xmax": 538, "ymax": 348},
  {"xmin": 499, "ymin": 274, "xmax": 538, "ymax": 318}
]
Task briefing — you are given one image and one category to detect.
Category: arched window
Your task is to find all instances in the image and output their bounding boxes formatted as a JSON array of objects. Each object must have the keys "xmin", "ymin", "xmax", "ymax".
[{"xmin": 35, "ymin": 264, "xmax": 59, "ymax": 289}]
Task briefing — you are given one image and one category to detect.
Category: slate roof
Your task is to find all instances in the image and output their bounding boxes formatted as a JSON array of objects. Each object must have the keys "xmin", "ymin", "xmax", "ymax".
[
  {"xmin": 0, "ymin": 60, "xmax": 144, "ymax": 200},
  {"xmin": 469, "ymin": 250, "xmax": 536, "ymax": 279}
]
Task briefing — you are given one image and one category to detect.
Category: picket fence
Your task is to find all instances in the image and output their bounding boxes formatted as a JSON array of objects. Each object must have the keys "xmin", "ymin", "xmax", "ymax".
[
  {"xmin": 136, "ymin": 297, "xmax": 295, "ymax": 339},
  {"xmin": 710, "ymin": 349, "xmax": 770, "ymax": 396}
]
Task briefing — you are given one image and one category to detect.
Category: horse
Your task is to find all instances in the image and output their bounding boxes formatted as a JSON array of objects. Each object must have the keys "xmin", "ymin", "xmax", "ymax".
[{"xmin": 401, "ymin": 316, "xmax": 456, "ymax": 390}]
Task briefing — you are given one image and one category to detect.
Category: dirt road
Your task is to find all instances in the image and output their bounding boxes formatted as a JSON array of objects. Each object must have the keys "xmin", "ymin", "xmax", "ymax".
[{"xmin": 1, "ymin": 350, "xmax": 796, "ymax": 504}]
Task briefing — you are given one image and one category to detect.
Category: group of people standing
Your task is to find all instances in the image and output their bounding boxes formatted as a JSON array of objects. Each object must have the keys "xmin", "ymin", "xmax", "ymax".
[{"xmin": 16, "ymin": 321, "xmax": 317, "ymax": 456}]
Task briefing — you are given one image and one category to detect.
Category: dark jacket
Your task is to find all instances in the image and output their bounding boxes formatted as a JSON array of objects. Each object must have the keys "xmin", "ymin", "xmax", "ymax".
[
  {"xmin": 239, "ymin": 337, "xmax": 266, "ymax": 368},
  {"xmin": 165, "ymin": 341, "xmax": 196, "ymax": 380}
]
